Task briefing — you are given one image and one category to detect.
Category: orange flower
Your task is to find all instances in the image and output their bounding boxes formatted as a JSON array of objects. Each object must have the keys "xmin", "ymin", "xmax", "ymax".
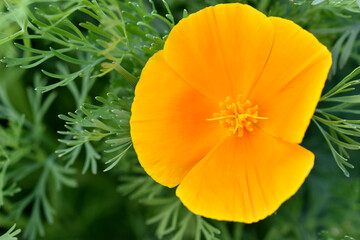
[{"xmin": 130, "ymin": 3, "xmax": 331, "ymax": 223}]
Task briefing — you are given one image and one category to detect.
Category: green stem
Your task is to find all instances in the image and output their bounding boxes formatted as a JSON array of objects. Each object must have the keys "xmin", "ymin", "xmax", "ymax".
[
  {"xmin": 233, "ymin": 223, "xmax": 243, "ymax": 240},
  {"xmin": 114, "ymin": 64, "xmax": 138, "ymax": 88},
  {"xmin": 258, "ymin": 0, "xmax": 271, "ymax": 13}
]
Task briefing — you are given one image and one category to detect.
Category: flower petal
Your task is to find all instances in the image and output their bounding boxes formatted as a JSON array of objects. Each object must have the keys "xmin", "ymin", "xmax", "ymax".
[
  {"xmin": 130, "ymin": 51, "xmax": 225, "ymax": 188},
  {"xmin": 163, "ymin": 3, "xmax": 274, "ymax": 103},
  {"xmin": 249, "ymin": 17, "xmax": 332, "ymax": 143},
  {"xmin": 176, "ymin": 129, "xmax": 314, "ymax": 223}
]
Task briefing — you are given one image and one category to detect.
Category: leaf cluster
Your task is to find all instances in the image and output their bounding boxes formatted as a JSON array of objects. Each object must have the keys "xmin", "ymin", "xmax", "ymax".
[
  {"xmin": 1, "ymin": 0, "xmax": 174, "ymax": 91},
  {"xmin": 313, "ymin": 66, "xmax": 360, "ymax": 176},
  {"xmin": 0, "ymin": 75, "xmax": 76, "ymax": 240},
  {"xmin": 118, "ymin": 169, "xmax": 221, "ymax": 240},
  {"xmin": 57, "ymin": 93, "xmax": 132, "ymax": 173}
]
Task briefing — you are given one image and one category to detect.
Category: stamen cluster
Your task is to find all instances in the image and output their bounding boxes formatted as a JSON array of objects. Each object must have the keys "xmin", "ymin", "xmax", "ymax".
[{"xmin": 209, "ymin": 95, "xmax": 266, "ymax": 137}]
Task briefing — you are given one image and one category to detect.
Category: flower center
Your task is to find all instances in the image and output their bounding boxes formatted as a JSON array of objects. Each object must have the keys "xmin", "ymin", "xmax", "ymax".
[{"xmin": 207, "ymin": 95, "xmax": 268, "ymax": 137}]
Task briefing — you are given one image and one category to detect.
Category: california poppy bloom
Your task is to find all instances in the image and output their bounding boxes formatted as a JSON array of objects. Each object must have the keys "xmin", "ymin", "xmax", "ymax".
[{"xmin": 130, "ymin": 3, "xmax": 331, "ymax": 223}]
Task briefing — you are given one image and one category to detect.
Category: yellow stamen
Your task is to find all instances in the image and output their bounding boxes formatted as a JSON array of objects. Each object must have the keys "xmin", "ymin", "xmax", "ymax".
[{"xmin": 207, "ymin": 94, "xmax": 268, "ymax": 137}]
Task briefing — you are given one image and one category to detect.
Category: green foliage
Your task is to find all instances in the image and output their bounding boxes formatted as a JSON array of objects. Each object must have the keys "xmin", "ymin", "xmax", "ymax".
[
  {"xmin": 292, "ymin": 0, "xmax": 360, "ymax": 12},
  {"xmin": 313, "ymin": 66, "xmax": 360, "ymax": 176},
  {"xmin": 0, "ymin": 0, "xmax": 360, "ymax": 239},
  {"xmin": 57, "ymin": 93, "xmax": 132, "ymax": 173},
  {"xmin": 0, "ymin": 73, "xmax": 76, "ymax": 240},
  {"xmin": 312, "ymin": 21, "xmax": 360, "ymax": 77},
  {"xmin": 0, "ymin": 224, "xmax": 21, "ymax": 240},
  {"xmin": 1, "ymin": 0, "xmax": 173, "ymax": 91},
  {"xmin": 118, "ymin": 169, "xmax": 221, "ymax": 240}
]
